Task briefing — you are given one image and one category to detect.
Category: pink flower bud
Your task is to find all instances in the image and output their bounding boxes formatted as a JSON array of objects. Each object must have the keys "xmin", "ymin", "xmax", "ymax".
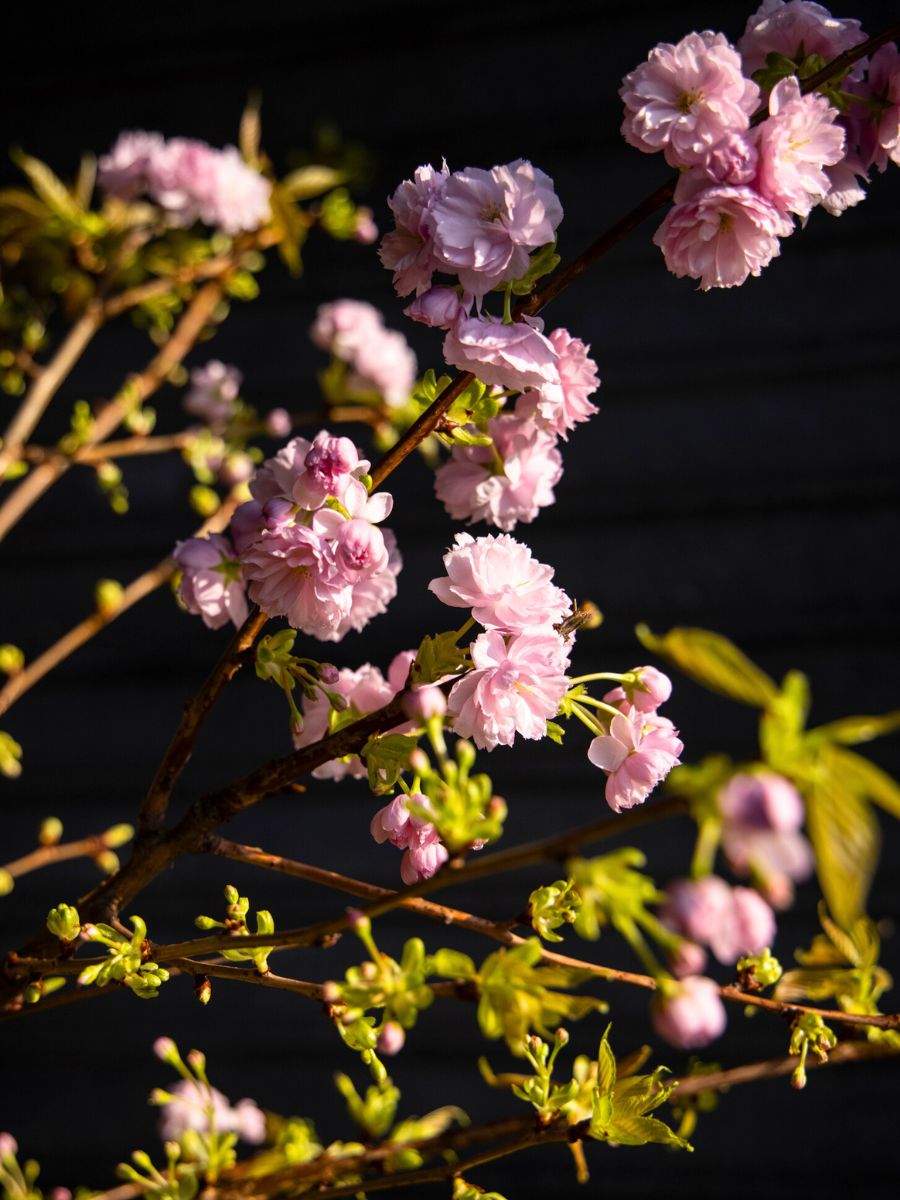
[
  {"xmin": 718, "ymin": 771, "xmax": 804, "ymax": 832},
  {"xmin": 318, "ymin": 663, "xmax": 339, "ymax": 685},
  {"xmin": 404, "ymin": 286, "xmax": 468, "ymax": 329},
  {"xmin": 335, "ymin": 519, "xmax": 388, "ymax": 579},
  {"xmin": 377, "ymin": 1021, "xmax": 406, "ymax": 1056},
  {"xmin": 652, "ymin": 976, "xmax": 727, "ymax": 1049},
  {"xmin": 669, "ymin": 939, "xmax": 708, "ymax": 979},
  {"xmin": 0, "ymin": 1133, "xmax": 18, "ymax": 1158},
  {"xmin": 153, "ymin": 1037, "xmax": 178, "ymax": 1062},
  {"xmin": 265, "ymin": 407, "xmax": 292, "ymax": 437},
  {"xmin": 402, "ymin": 685, "xmax": 448, "ymax": 721}
]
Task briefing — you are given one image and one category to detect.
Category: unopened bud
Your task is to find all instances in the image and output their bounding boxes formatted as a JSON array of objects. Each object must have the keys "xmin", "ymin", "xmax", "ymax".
[
  {"xmin": 153, "ymin": 1036, "xmax": 179, "ymax": 1064},
  {"xmin": 95, "ymin": 578, "xmax": 124, "ymax": 616},
  {"xmin": 0, "ymin": 869, "xmax": 13, "ymax": 897},
  {"xmin": 0, "ymin": 1133, "xmax": 18, "ymax": 1159},
  {"xmin": 346, "ymin": 908, "xmax": 370, "ymax": 935},
  {"xmin": 555, "ymin": 1027, "xmax": 570, "ymax": 1046},
  {"xmin": 102, "ymin": 823, "xmax": 134, "ymax": 849},
  {"xmin": 189, "ymin": 485, "xmax": 220, "ymax": 518},
  {"xmin": 318, "ymin": 662, "xmax": 339, "ymax": 685},
  {"xmin": 791, "ymin": 1064, "xmax": 807, "ymax": 1090},
  {"xmin": 38, "ymin": 816, "xmax": 63, "ymax": 845},
  {"xmin": 376, "ymin": 1021, "xmax": 406, "ymax": 1056},
  {"xmin": 0, "ymin": 644, "xmax": 24, "ymax": 676},
  {"xmin": 46, "ymin": 903, "xmax": 81, "ymax": 942},
  {"xmin": 194, "ymin": 975, "xmax": 212, "ymax": 1006},
  {"xmin": 186, "ymin": 1049, "xmax": 206, "ymax": 1073},
  {"xmin": 455, "ymin": 739, "xmax": 477, "ymax": 772},
  {"xmin": 194, "ymin": 915, "xmax": 218, "ymax": 930},
  {"xmin": 265, "ymin": 408, "xmax": 292, "ymax": 438},
  {"xmin": 224, "ymin": 884, "xmax": 240, "ymax": 906},
  {"xmin": 95, "ymin": 850, "xmax": 120, "ymax": 875},
  {"xmin": 409, "ymin": 748, "xmax": 430, "ymax": 774}
]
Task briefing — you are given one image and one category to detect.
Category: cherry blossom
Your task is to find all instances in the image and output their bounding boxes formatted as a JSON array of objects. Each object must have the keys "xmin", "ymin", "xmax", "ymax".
[
  {"xmin": 651, "ymin": 975, "xmax": 727, "ymax": 1048},
  {"xmin": 755, "ymin": 76, "xmax": 845, "ymax": 218},
  {"xmin": 173, "ymin": 533, "xmax": 248, "ymax": 631},
  {"xmin": 587, "ymin": 707, "xmax": 683, "ymax": 813}
]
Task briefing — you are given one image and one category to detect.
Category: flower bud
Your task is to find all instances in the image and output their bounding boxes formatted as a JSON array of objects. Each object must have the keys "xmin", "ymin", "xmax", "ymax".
[
  {"xmin": 224, "ymin": 884, "xmax": 240, "ymax": 906},
  {"xmin": 347, "ymin": 908, "xmax": 371, "ymax": 935},
  {"xmin": 153, "ymin": 1036, "xmax": 179, "ymax": 1064},
  {"xmin": 376, "ymin": 1021, "xmax": 406, "ymax": 1056},
  {"xmin": 0, "ymin": 869, "xmax": 13, "ymax": 897},
  {"xmin": 404, "ymin": 286, "xmax": 468, "ymax": 329},
  {"xmin": 186, "ymin": 1049, "xmax": 206, "ymax": 1073},
  {"xmin": 0, "ymin": 1132, "xmax": 18, "ymax": 1160},
  {"xmin": 194, "ymin": 915, "xmax": 218, "ymax": 930},
  {"xmin": 651, "ymin": 976, "xmax": 727, "ymax": 1049},
  {"xmin": 46, "ymin": 903, "xmax": 81, "ymax": 942},
  {"xmin": 189, "ymin": 485, "xmax": 221, "ymax": 518},
  {"xmin": 265, "ymin": 408, "xmax": 292, "ymax": 438},
  {"xmin": 402, "ymin": 685, "xmax": 447, "ymax": 721}
]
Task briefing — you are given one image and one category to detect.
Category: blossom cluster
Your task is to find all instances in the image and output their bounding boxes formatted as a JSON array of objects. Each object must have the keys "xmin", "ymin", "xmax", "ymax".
[
  {"xmin": 429, "ymin": 533, "xmax": 573, "ymax": 751},
  {"xmin": 380, "ymin": 160, "xmax": 600, "ymax": 531},
  {"xmin": 99, "ymin": 131, "xmax": 271, "ymax": 234},
  {"xmin": 587, "ymin": 672, "xmax": 683, "ymax": 814},
  {"xmin": 661, "ymin": 874, "xmax": 776, "ymax": 971},
  {"xmin": 622, "ymin": 1, "xmax": 899, "ymax": 289},
  {"xmin": 174, "ymin": 430, "xmax": 400, "ymax": 642},
  {"xmin": 311, "ymin": 299, "xmax": 417, "ymax": 409},
  {"xmin": 717, "ymin": 769, "xmax": 813, "ymax": 907}
]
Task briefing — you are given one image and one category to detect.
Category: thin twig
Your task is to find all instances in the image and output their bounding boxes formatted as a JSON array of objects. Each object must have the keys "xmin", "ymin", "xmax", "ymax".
[
  {"xmin": 2, "ymin": 836, "xmax": 111, "ymax": 883},
  {"xmin": 0, "ymin": 279, "xmax": 227, "ymax": 542},
  {"xmin": 139, "ymin": 606, "xmax": 269, "ymax": 836},
  {"xmin": 0, "ymin": 494, "xmax": 240, "ymax": 719}
]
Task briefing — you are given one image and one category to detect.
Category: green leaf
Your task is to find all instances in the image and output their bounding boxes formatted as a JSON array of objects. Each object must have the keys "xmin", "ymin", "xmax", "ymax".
[
  {"xmin": 596, "ymin": 1025, "xmax": 616, "ymax": 1096},
  {"xmin": 280, "ymin": 165, "xmax": 346, "ymax": 200},
  {"xmin": 635, "ymin": 624, "xmax": 778, "ymax": 707},
  {"xmin": 826, "ymin": 747, "xmax": 900, "ymax": 821},
  {"xmin": 412, "ymin": 630, "xmax": 468, "ymax": 685},
  {"xmin": 605, "ymin": 1115, "xmax": 691, "ymax": 1150},
  {"xmin": 810, "ymin": 711, "xmax": 900, "ymax": 748},
  {"xmin": 430, "ymin": 948, "xmax": 477, "ymax": 979},
  {"xmin": 506, "ymin": 241, "xmax": 561, "ymax": 296},
  {"xmin": 11, "ymin": 148, "xmax": 84, "ymax": 221},
  {"xmin": 362, "ymin": 733, "xmax": 420, "ymax": 794},
  {"xmin": 805, "ymin": 748, "xmax": 880, "ymax": 928}
]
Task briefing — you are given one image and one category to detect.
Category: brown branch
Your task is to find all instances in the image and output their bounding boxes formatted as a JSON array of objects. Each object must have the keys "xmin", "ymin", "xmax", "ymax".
[
  {"xmin": 171, "ymin": 957, "xmax": 325, "ymax": 1000},
  {"xmin": 0, "ymin": 303, "xmax": 104, "ymax": 477},
  {"xmin": 22, "ymin": 432, "xmax": 192, "ymax": 467},
  {"xmin": 139, "ymin": 605, "xmax": 269, "ymax": 836},
  {"xmin": 0, "ymin": 278, "xmax": 227, "ymax": 543},
  {"xmin": 367, "ymin": 25, "xmax": 900, "ymax": 492},
  {"xmin": 2, "ymin": 835, "xmax": 114, "ymax": 884},
  {"xmin": 0, "ymin": 494, "xmax": 240, "ymax": 720}
]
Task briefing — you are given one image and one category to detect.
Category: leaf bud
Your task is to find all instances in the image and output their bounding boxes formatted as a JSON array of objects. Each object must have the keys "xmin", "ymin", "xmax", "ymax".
[
  {"xmin": 194, "ymin": 975, "xmax": 212, "ymax": 1005},
  {"xmin": 194, "ymin": 915, "xmax": 218, "ymax": 930},
  {"xmin": 189, "ymin": 485, "xmax": 221, "ymax": 518},
  {"xmin": 0, "ymin": 644, "xmax": 24, "ymax": 676},
  {"xmin": 224, "ymin": 884, "xmax": 240, "ymax": 906},
  {"xmin": 95, "ymin": 578, "xmax": 124, "ymax": 616},
  {"xmin": 95, "ymin": 850, "xmax": 120, "ymax": 875},
  {"xmin": 38, "ymin": 816, "xmax": 63, "ymax": 845},
  {"xmin": 0, "ymin": 869, "xmax": 14, "ymax": 897},
  {"xmin": 102, "ymin": 823, "xmax": 134, "ymax": 849}
]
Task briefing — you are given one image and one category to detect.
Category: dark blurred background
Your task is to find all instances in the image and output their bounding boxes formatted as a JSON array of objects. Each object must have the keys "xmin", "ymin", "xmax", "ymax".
[{"xmin": 1, "ymin": 1, "xmax": 899, "ymax": 1195}]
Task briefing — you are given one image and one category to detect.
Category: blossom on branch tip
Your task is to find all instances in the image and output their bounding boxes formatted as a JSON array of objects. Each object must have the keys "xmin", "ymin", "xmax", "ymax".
[
  {"xmin": 587, "ymin": 707, "xmax": 683, "ymax": 813},
  {"xmin": 428, "ymin": 531, "xmax": 571, "ymax": 633},
  {"xmin": 370, "ymin": 792, "xmax": 449, "ymax": 884},
  {"xmin": 755, "ymin": 76, "xmax": 845, "ymax": 218},
  {"xmin": 737, "ymin": 0, "xmax": 866, "ymax": 80},
  {"xmin": 183, "ymin": 360, "xmax": 242, "ymax": 427},
  {"xmin": 620, "ymin": 31, "xmax": 759, "ymax": 169},
  {"xmin": 379, "ymin": 162, "xmax": 451, "ymax": 297},
  {"xmin": 603, "ymin": 665, "xmax": 673, "ymax": 714}
]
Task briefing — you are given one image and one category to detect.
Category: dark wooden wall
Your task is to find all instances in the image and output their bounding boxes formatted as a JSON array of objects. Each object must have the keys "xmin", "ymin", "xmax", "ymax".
[{"xmin": 1, "ymin": 2, "xmax": 899, "ymax": 1194}]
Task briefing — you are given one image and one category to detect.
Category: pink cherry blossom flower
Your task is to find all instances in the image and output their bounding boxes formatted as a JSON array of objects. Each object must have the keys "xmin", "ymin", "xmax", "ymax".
[
  {"xmin": 157, "ymin": 1080, "xmax": 266, "ymax": 1144},
  {"xmin": 653, "ymin": 184, "xmax": 793, "ymax": 290},
  {"xmin": 863, "ymin": 42, "xmax": 900, "ymax": 170},
  {"xmin": 661, "ymin": 876, "xmax": 776, "ymax": 964},
  {"xmin": 738, "ymin": 1, "xmax": 865, "ymax": 79},
  {"xmin": 405, "ymin": 286, "xmax": 471, "ymax": 329},
  {"xmin": 310, "ymin": 299, "xmax": 386, "ymax": 356},
  {"xmin": 429, "ymin": 160, "xmax": 563, "ymax": 297},
  {"xmin": 98, "ymin": 130, "xmax": 165, "ymax": 201},
  {"xmin": 651, "ymin": 976, "xmax": 727, "ymax": 1049},
  {"xmin": 328, "ymin": 529, "xmax": 403, "ymax": 642},
  {"xmin": 435, "ymin": 413, "xmax": 563, "ymax": 532},
  {"xmin": 718, "ymin": 771, "xmax": 805, "ymax": 831},
  {"xmin": 674, "ymin": 132, "xmax": 760, "ymax": 203},
  {"xmin": 603, "ymin": 665, "xmax": 673, "ymax": 714},
  {"xmin": 448, "ymin": 629, "xmax": 570, "ymax": 751},
  {"xmin": 517, "ymin": 329, "xmax": 600, "ymax": 439},
  {"xmin": 755, "ymin": 76, "xmax": 845, "ymax": 218},
  {"xmin": 173, "ymin": 533, "xmax": 248, "ymax": 631},
  {"xmin": 429, "ymin": 531, "xmax": 571, "ymax": 633},
  {"xmin": 820, "ymin": 158, "xmax": 868, "ymax": 215},
  {"xmin": 587, "ymin": 707, "xmax": 683, "ymax": 813},
  {"xmin": 183, "ymin": 360, "xmax": 242, "ymax": 427},
  {"xmin": 620, "ymin": 31, "xmax": 759, "ymax": 169},
  {"xmin": 147, "ymin": 139, "xmax": 270, "ymax": 234},
  {"xmin": 379, "ymin": 162, "xmax": 451, "ymax": 296},
  {"xmin": 310, "ymin": 301, "xmax": 417, "ymax": 408},
  {"xmin": 241, "ymin": 523, "xmax": 350, "ymax": 640},
  {"xmin": 295, "ymin": 662, "xmax": 397, "ymax": 781},
  {"xmin": 443, "ymin": 316, "xmax": 559, "ymax": 393},
  {"xmin": 370, "ymin": 792, "xmax": 449, "ymax": 883},
  {"xmin": 669, "ymin": 939, "xmax": 708, "ymax": 979},
  {"xmin": 292, "ymin": 432, "xmax": 362, "ymax": 509}
]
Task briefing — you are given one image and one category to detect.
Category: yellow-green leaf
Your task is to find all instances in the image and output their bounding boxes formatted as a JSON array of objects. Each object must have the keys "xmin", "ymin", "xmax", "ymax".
[
  {"xmin": 11, "ymin": 148, "xmax": 83, "ymax": 221},
  {"xmin": 280, "ymin": 165, "xmax": 346, "ymax": 201},
  {"xmin": 827, "ymin": 747, "xmax": 900, "ymax": 820},
  {"xmin": 809, "ymin": 710, "xmax": 900, "ymax": 747},
  {"xmin": 806, "ymin": 750, "xmax": 880, "ymax": 928},
  {"xmin": 635, "ymin": 625, "xmax": 778, "ymax": 708}
]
